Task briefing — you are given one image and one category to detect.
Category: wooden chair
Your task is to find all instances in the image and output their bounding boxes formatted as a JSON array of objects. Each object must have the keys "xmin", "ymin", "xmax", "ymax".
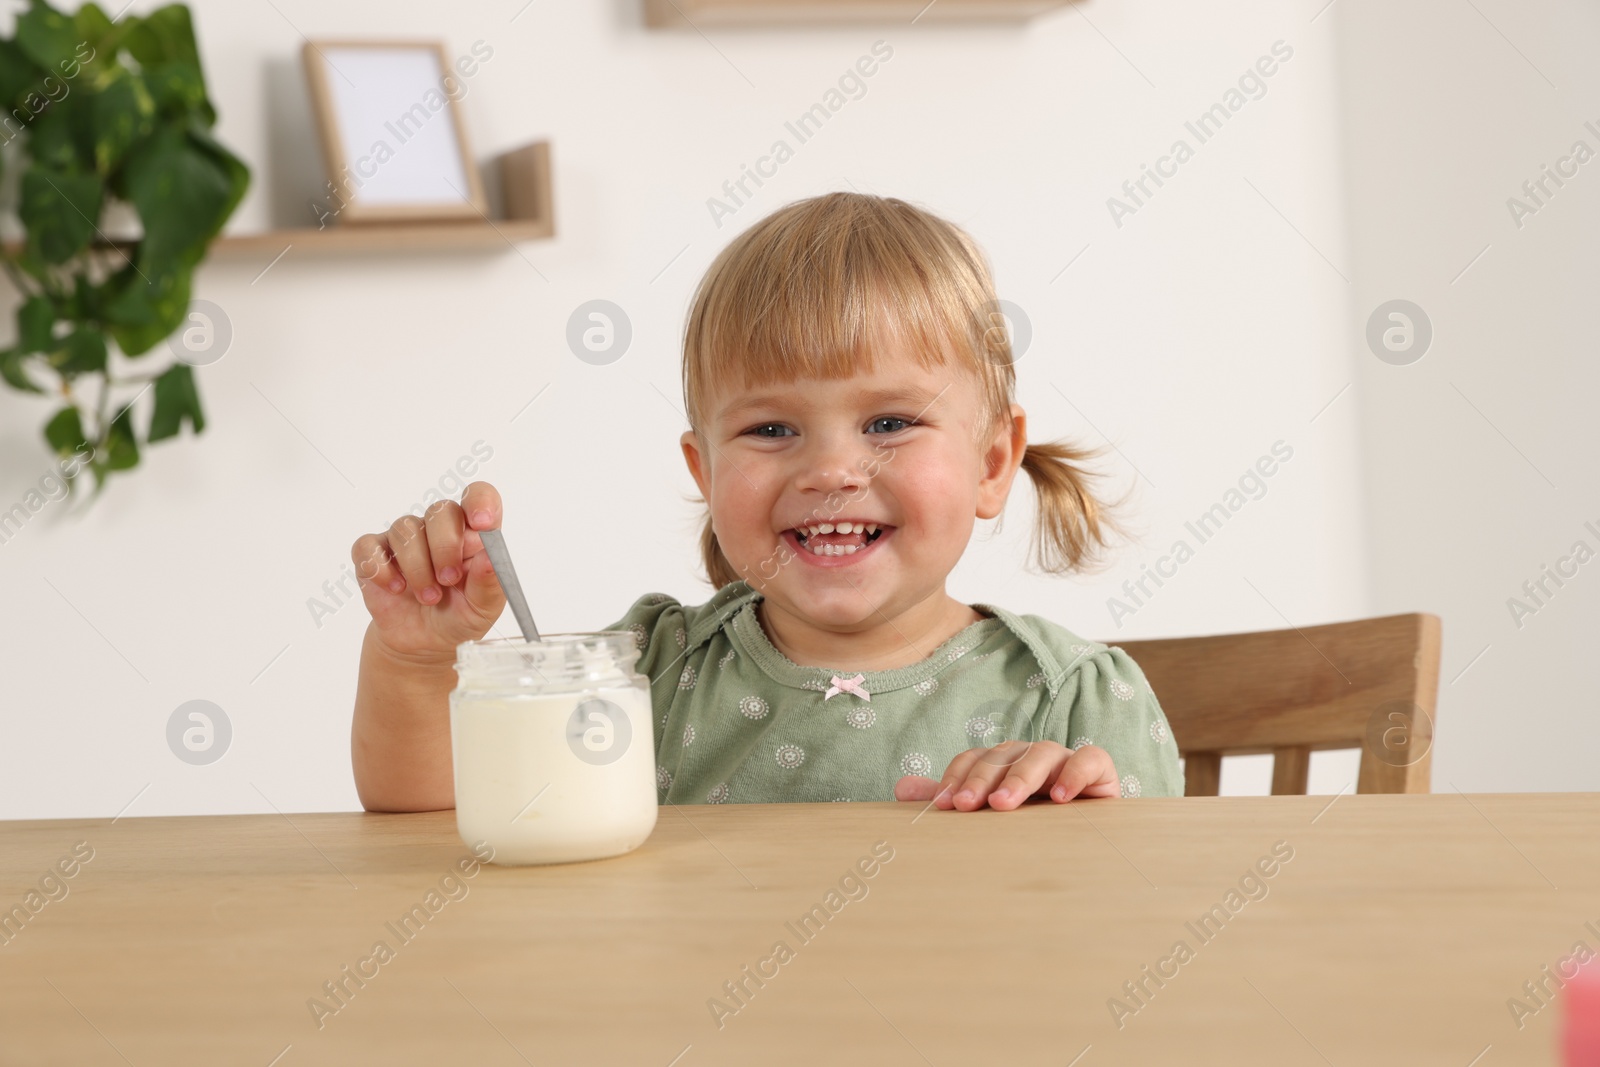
[{"xmin": 1106, "ymin": 612, "xmax": 1442, "ymax": 796}]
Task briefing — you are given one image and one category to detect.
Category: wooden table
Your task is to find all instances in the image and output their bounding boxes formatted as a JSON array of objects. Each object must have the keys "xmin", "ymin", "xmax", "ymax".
[{"xmin": 1, "ymin": 794, "xmax": 1596, "ymax": 1065}]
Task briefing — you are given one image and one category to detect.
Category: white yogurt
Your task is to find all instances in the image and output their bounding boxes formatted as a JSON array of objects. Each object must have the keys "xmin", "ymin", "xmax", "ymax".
[{"xmin": 449, "ymin": 634, "xmax": 658, "ymax": 865}]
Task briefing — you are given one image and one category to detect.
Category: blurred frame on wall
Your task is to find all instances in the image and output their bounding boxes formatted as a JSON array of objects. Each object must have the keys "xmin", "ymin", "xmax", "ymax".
[{"xmin": 301, "ymin": 39, "xmax": 489, "ymax": 224}]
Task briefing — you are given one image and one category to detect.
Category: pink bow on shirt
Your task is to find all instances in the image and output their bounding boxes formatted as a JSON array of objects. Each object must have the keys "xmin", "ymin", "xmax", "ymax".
[{"xmin": 824, "ymin": 673, "xmax": 871, "ymax": 701}]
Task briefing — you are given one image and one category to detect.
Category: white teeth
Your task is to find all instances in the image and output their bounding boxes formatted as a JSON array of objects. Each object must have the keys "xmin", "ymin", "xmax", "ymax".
[
  {"xmin": 793, "ymin": 521, "xmax": 886, "ymax": 553},
  {"xmin": 798, "ymin": 540, "xmax": 866, "ymax": 556}
]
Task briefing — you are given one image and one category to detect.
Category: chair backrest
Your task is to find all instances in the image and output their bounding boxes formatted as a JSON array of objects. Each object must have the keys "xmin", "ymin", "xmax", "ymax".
[{"xmin": 1105, "ymin": 612, "xmax": 1442, "ymax": 796}]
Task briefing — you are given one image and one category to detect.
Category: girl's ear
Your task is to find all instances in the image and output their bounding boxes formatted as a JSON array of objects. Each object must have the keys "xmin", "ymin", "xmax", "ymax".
[
  {"xmin": 976, "ymin": 404, "xmax": 1027, "ymax": 520},
  {"xmin": 681, "ymin": 430, "xmax": 712, "ymax": 497}
]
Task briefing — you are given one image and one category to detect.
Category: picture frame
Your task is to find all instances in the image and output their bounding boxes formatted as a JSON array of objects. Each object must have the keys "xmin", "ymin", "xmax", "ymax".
[{"xmin": 301, "ymin": 40, "xmax": 489, "ymax": 224}]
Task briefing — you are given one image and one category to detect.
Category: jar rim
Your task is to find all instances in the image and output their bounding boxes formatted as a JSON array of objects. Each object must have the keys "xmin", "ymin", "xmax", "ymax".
[
  {"xmin": 454, "ymin": 630, "xmax": 639, "ymax": 669},
  {"xmin": 462, "ymin": 630, "xmax": 633, "ymax": 647}
]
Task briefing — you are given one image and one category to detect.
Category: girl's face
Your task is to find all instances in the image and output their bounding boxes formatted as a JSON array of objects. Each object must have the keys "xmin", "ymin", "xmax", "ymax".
[{"xmin": 681, "ymin": 340, "xmax": 1027, "ymax": 632}]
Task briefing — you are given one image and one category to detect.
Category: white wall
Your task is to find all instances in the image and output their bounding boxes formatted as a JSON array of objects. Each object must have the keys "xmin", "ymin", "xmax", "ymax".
[
  {"xmin": 1338, "ymin": 0, "xmax": 1600, "ymax": 791},
  {"xmin": 0, "ymin": 0, "xmax": 1372, "ymax": 818}
]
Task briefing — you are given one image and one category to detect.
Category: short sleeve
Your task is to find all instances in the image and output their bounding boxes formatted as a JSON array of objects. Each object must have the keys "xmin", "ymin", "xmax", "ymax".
[
  {"xmin": 598, "ymin": 592, "xmax": 690, "ymax": 692},
  {"xmin": 1044, "ymin": 646, "xmax": 1184, "ymax": 798}
]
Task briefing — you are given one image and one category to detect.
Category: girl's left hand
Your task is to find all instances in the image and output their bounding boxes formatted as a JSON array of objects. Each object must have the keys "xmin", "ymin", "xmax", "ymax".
[{"xmin": 894, "ymin": 741, "xmax": 1120, "ymax": 811}]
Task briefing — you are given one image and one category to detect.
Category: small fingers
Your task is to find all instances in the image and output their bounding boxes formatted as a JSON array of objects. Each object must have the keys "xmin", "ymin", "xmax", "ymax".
[
  {"xmin": 949, "ymin": 741, "xmax": 1053, "ymax": 812},
  {"xmin": 387, "ymin": 514, "xmax": 440, "ymax": 605},
  {"xmin": 893, "ymin": 775, "xmax": 941, "ymax": 802},
  {"xmin": 984, "ymin": 741, "xmax": 1071, "ymax": 811},
  {"xmin": 1052, "ymin": 744, "xmax": 1120, "ymax": 802},
  {"xmin": 930, "ymin": 747, "xmax": 994, "ymax": 810},
  {"xmin": 351, "ymin": 533, "xmax": 402, "ymax": 594},
  {"xmin": 424, "ymin": 500, "xmax": 466, "ymax": 587},
  {"xmin": 461, "ymin": 481, "xmax": 502, "ymax": 532}
]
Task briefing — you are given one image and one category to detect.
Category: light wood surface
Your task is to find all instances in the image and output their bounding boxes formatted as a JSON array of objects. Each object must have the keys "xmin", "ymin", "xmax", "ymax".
[
  {"xmin": 0, "ymin": 793, "xmax": 1591, "ymax": 1064},
  {"xmin": 207, "ymin": 218, "xmax": 553, "ymax": 257},
  {"xmin": 1115, "ymin": 612, "xmax": 1443, "ymax": 796},
  {"xmin": 644, "ymin": 0, "xmax": 1072, "ymax": 26}
]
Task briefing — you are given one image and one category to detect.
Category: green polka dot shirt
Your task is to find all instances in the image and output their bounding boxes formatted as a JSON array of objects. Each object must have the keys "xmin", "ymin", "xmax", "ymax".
[{"xmin": 602, "ymin": 581, "xmax": 1184, "ymax": 805}]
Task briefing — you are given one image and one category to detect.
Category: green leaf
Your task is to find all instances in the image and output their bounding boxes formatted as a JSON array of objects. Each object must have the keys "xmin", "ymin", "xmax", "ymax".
[
  {"xmin": 65, "ymin": 274, "xmax": 96, "ymax": 321},
  {"xmin": 55, "ymin": 328, "xmax": 108, "ymax": 374},
  {"xmin": 185, "ymin": 121, "xmax": 250, "ymax": 242},
  {"xmin": 101, "ymin": 261, "xmax": 192, "ymax": 356},
  {"xmin": 122, "ymin": 5, "xmax": 201, "ymax": 70},
  {"xmin": 17, "ymin": 295, "xmax": 55, "ymax": 353},
  {"xmin": 1, "ymin": 349, "xmax": 46, "ymax": 395},
  {"xmin": 148, "ymin": 361, "xmax": 204, "ymax": 441},
  {"xmin": 89, "ymin": 72, "xmax": 156, "ymax": 173},
  {"xmin": 20, "ymin": 165, "xmax": 104, "ymax": 264},
  {"xmin": 21, "ymin": 95, "xmax": 84, "ymax": 171},
  {"xmin": 15, "ymin": 0, "xmax": 80, "ymax": 73},
  {"xmin": 102, "ymin": 402, "xmax": 140, "ymax": 470},
  {"xmin": 44, "ymin": 404, "xmax": 89, "ymax": 456},
  {"xmin": 0, "ymin": 40, "xmax": 45, "ymax": 111},
  {"xmin": 141, "ymin": 61, "xmax": 214, "ymax": 125},
  {"xmin": 73, "ymin": 3, "xmax": 114, "ymax": 46},
  {"xmin": 122, "ymin": 125, "xmax": 240, "ymax": 270}
]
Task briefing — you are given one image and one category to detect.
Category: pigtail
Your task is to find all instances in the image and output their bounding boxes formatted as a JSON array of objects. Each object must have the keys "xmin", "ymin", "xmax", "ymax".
[{"xmin": 1016, "ymin": 439, "xmax": 1133, "ymax": 575}]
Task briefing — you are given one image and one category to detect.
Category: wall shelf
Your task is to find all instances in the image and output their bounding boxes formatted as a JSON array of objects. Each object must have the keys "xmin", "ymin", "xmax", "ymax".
[
  {"xmin": 644, "ymin": 0, "xmax": 1071, "ymax": 26},
  {"xmin": 2, "ymin": 142, "xmax": 555, "ymax": 264},
  {"xmin": 210, "ymin": 217, "xmax": 550, "ymax": 258},
  {"xmin": 212, "ymin": 141, "xmax": 555, "ymax": 259}
]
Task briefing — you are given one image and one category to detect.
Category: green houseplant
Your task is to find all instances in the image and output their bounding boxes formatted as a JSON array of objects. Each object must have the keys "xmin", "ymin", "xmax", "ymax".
[{"xmin": 0, "ymin": 0, "xmax": 248, "ymax": 493}]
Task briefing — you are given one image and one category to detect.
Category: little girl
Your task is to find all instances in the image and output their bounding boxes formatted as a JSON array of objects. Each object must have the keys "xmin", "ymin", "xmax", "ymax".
[{"xmin": 348, "ymin": 192, "xmax": 1183, "ymax": 813}]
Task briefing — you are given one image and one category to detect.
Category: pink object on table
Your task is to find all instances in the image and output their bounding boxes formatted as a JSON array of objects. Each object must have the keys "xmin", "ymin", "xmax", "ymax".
[{"xmin": 1566, "ymin": 957, "xmax": 1600, "ymax": 1067}]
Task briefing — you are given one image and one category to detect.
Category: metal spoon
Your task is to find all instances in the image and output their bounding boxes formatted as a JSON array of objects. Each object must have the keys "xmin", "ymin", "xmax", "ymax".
[{"xmin": 477, "ymin": 528, "xmax": 541, "ymax": 642}]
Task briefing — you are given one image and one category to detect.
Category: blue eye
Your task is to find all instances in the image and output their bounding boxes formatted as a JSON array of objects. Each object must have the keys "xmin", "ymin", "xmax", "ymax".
[
  {"xmin": 747, "ymin": 423, "xmax": 794, "ymax": 438},
  {"xmin": 867, "ymin": 417, "xmax": 914, "ymax": 434}
]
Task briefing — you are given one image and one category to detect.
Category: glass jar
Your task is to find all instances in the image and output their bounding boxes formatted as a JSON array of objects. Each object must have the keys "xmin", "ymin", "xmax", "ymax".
[{"xmin": 449, "ymin": 632, "xmax": 657, "ymax": 865}]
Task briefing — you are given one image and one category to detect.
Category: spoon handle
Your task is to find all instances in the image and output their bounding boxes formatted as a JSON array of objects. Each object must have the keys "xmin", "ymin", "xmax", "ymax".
[{"xmin": 477, "ymin": 528, "xmax": 541, "ymax": 642}]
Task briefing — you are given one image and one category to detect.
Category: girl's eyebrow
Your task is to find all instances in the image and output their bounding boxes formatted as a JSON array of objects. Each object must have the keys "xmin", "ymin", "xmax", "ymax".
[{"xmin": 717, "ymin": 386, "xmax": 943, "ymax": 422}]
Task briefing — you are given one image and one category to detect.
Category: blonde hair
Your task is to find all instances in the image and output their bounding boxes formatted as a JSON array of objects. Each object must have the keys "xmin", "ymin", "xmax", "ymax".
[{"xmin": 682, "ymin": 191, "xmax": 1129, "ymax": 590}]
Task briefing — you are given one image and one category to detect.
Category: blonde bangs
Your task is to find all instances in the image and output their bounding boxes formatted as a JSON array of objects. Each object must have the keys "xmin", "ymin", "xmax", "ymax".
[{"xmin": 682, "ymin": 192, "xmax": 1014, "ymax": 430}]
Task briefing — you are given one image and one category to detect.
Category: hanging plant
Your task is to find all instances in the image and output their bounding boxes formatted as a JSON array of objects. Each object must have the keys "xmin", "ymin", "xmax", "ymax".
[{"xmin": 0, "ymin": 0, "xmax": 248, "ymax": 494}]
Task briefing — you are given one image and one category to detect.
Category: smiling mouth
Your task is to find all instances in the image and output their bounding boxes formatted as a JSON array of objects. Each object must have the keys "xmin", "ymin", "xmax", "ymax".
[{"xmin": 789, "ymin": 520, "xmax": 888, "ymax": 557}]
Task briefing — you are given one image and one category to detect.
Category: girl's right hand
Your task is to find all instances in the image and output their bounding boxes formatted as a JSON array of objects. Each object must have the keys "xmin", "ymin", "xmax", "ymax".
[{"xmin": 349, "ymin": 481, "xmax": 508, "ymax": 664}]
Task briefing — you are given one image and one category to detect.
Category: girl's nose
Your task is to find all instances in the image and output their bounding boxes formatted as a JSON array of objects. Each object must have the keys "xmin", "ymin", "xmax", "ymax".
[{"xmin": 794, "ymin": 436, "xmax": 867, "ymax": 497}]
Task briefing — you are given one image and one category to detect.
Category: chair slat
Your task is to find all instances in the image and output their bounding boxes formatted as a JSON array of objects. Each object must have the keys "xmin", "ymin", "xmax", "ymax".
[
  {"xmin": 1184, "ymin": 752, "xmax": 1221, "ymax": 797},
  {"xmin": 1104, "ymin": 612, "xmax": 1441, "ymax": 796},
  {"xmin": 1271, "ymin": 747, "xmax": 1310, "ymax": 795}
]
